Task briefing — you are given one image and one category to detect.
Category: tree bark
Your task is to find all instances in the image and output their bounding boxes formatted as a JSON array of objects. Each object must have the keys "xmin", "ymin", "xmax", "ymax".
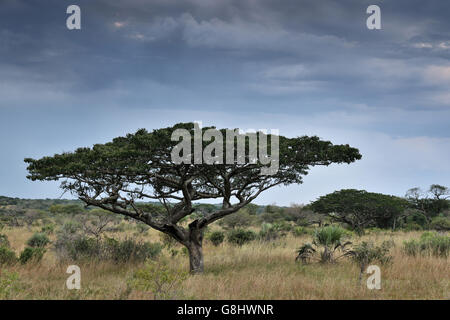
[
  {"xmin": 187, "ymin": 241, "xmax": 204, "ymax": 274},
  {"xmin": 187, "ymin": 220, "xmax": 204, "ymax": 274}
]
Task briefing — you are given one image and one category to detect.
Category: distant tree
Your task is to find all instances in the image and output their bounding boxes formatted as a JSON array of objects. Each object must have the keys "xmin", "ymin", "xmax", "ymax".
[
  {"xmin": 406, "ymin": 185, "xmax": 450, "ymax": 220},
  {"xmin": 310, "ymin": 189, "xmax": 408, "ymax": 234},
  {"xmin": 219, "ymin": 209, "xmax": 254, "ymax": 229},
  {"xmin": 25, "ymin": 123, "xmax": 361, "ymax": 273},
  {"xmin": 429, "ymin": 184, "xmax": 450, "ymax": 200}
]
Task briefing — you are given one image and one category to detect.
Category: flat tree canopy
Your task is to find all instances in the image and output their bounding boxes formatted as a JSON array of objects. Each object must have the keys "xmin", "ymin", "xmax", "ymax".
[
  {"xmin": 310, "ymin": 189, "xmax": 408, "ymax": 233},
  {"xmin": 25, "ymin": 122, "xmax": 361, "ymax": 273}
]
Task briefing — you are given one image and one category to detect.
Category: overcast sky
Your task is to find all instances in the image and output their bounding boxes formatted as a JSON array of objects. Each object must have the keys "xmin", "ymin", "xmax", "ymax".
[{"xmin": 0, "ymin": 0, "xmax": 449, "ymax": 205}]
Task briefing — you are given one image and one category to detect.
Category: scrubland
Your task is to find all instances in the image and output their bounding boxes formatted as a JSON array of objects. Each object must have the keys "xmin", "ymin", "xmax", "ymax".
[{"xmin": 1, "ymin": 225, "xmax": 448, "ymax": 300}]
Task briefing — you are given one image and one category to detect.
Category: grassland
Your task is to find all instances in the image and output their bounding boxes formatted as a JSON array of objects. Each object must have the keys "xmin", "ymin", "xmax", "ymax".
[{"xmin": 1, "ymin": 225, "xmax": 448, "ymax": 300}]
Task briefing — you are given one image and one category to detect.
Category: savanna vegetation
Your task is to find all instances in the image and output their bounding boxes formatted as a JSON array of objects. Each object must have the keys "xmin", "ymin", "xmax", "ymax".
[
  {"xmin": 0, "ymin": 188, "xmax": 448, "ymax": 300},
  {"xmin": 0, "ymin": 124, "xmax": 448, "ymax": 299}
]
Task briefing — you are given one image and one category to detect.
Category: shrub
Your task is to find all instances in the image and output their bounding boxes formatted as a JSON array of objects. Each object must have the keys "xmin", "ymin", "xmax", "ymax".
[
  {"xmin": 258, "ymin": 223, "xmax": 286, "ymax": 241},
  {"xmin": 403, "ymin": 232, "xmax": 450, "ymax": 258},
  {"xmin": 227, "ymin": 228, "xmax": 256, "ymax": 246},
  {"xmin": 0, "ymin": 270, "xmax": 21, "ymax": 299},
  {"xmin": 313, "ymin": 226, "xmax": 346, "ymax": 247},
  {"xmin": 403, "ymin": 222, "xmax": 423, "ymax": 231},
  {"xmin": 292, "ymin": 226, "xmax": 309, "ymax": 237},
  {"xmin": 106, "ymin": 238, "xmax": 163, "ymax": 263},
  {"xmin": 0, "ymin": 234, "xmax": 10, "ymax": 248},
  {"xmin": 208, "ymin": 231, "xmax": 225, "ymax": 246},
  {"xmin": 296, "ymin": 226, "xmax": 351, "ymax": 264},
  {"xmin": 40, "ymin": 224, "xmax": 55, "ymax": 235},
  {"xmin": 127, "ymin": 259, "xmax": 188, "ymax": 300},
  {"xmin": 346, "ymin": 241, "xmax": 393, "ymax": 284},
  {"xmin": 54, "ymin": 234, "xmax": 162, "ymax": 262},
  {"xmin": 430, "ymin": 216, "xmax": 450, "ymax": 231},
  {"xmin": 27, "ymin": 233, "xmax": 50, "ymax": 248},
  {"xmin": 19, "ymin": 247, "xmax": 46, "ymax": 264},
  {"xmin": 0, "ymin": 247, "xmax": 17, "ymax": 265},
  {"xmin": 406, "ymin": 211, "xmax": 428, "ymax": 226},
  {"xmin": 295, "ymin": 243, "xmax": 316, "ymax": 263}
]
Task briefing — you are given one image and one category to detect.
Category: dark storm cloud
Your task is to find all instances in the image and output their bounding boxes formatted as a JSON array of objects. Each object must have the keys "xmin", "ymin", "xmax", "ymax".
[{"xmin": 1, "ymin": 0, "xmax": 449, "ymax": 112}]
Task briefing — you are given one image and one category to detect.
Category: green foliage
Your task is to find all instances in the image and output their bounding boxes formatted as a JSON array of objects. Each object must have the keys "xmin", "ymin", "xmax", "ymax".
[
  {"xmin": 406, "ymin": 185, "xmax": 450, "ymax": 218},
  {"xmin": 296, "ymin": 226, "xmax": 352, "ymax": 264},
  {"xmin": 0, "ymin": 247, "xmax": 17, "ymax": 266},
  {"xmin": 27, "ymin": 233, "xmax": 50, "ymax": 248},
  {"xmin": 128, "ymin": 259, "xmax": 188, "ymax": 300},
  {"xmin": 0, "ymin": 234, "xmax": 10, "ymax": 248},
  {"xmin": 49, "ymin": 204, "xmax": 83, "ymax": 215},
  {"xmin": 258, "ymin": 223, "xmax": 287, "ymax": 241},
  {"xmin": 19, "ymin": 247, "xmax": 46, "ymax": 264},
  {"xmin": 347, "ymin": 241, "xmax": 393, "ymax": 269},
  {"xmin": 219, "ymin": 210, "xmax": 255, "ymax": 229},
  {"xmin": 295, "ymin": 243, "xmax": 316, "ymax": 263},
  {"xmin": 345, "ymin": 240, "xmax": 393, "ymax": 283},
  {"xmin": 40, "ymin": 223, "xmax": 56, "ymax": 235},
  {"xmin": 292, "ymin": 226, "xmax": 310, "ymax": 237},
  {"xmin": 105, "ymin": 238, "xmax": 163, "ymax": 263},
  {"xmin": 208, "ymin": 231, "xmax": 225, "ymax": 246},
  {"xmin": 403, "ymin": 222, "xmax": 423, "ymax": 231},
  {"xmin": 55, "ymin": 233, "xmax": 162, "ymax": 262},
  {"xmin": 313, "ymin": 226, "xmax": 346, "ymax": 247},
  {"xmin": 404, "ymin": 211, "xmax": 428, "ymax": 228},
  {"xmin": 310, "ymin": 189, "xmax": 408, "ymax": 233},
  {"xmin": 429, "ymin": 216, "xmax": 450, "ymax": 231},
  {"xmin": 0, "ymin": 270, "xmax": 21, "ymax": 299},
  {"xmin": 227, "ymin": 228, "xmax": 257, "ymax": 246},
  {"xmin": 403, "ymin": 232, "xmax": 450, "ymax": 258}
]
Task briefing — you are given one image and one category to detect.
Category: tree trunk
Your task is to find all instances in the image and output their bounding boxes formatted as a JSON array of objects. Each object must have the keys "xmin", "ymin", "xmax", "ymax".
[
  {"xmin": 187, "ymin": 220, "xmax": 204, "ymax": 274},
  {"xmin": 187, "ymin": 241, "xmax": 204, "ymax": 274}
]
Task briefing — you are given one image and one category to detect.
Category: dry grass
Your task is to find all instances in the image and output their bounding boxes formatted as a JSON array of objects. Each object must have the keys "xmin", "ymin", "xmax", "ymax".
[{"xmin": 1, "ymin": 226, "xmax": 449, "ymax": 300}]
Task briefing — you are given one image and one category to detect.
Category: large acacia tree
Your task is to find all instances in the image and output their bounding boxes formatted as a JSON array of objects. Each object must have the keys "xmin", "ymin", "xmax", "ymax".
[{"xmin": 25, "ymin": 123, "xmax": 361, "ymax": 273}]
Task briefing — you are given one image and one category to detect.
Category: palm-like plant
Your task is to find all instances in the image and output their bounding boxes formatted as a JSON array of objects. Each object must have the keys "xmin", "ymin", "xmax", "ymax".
[
  {"xmin": 295, "ymin": 243, "xmax": 316, "ymax": 263},
  {"xmin": 313, "ymin": 226, "xmax": 352, "ymax": 263},
  {"xmin": 296, "ymin": 226, "xmax": 352, "ymax": 263}
]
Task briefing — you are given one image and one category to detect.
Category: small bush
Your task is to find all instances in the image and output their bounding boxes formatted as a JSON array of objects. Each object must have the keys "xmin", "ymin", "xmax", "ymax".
[
  {"xmin": 0, "ymin": 247, "xmax": 17, "ymax": 265},
  {"xmin": 0, "ymin": 270, "xmax": 21, "ymax": 299},
  {"xmin": 227, "ymin": 228, "xmax": 256, "ymax": 246},
  {"xmin": 27, "ymin": 233, "xmax": 50, "ymax": 248},
  {"xmin": 258, "ymin": 223, "xmax": 286, "ymax": 241},
  {"xmin": 347, "ymin": 241, "xmax": 393, "ymax": 283},
  {"xmin": 403, "ymin": 232, "xmax": 450, "ymax": 258},
  {"xmin": 55, "ymin": 234, "xmax": 162, "ymax": 262},
  {"xmin": 106, "ymin": 238, "xmax": 163, "ymax": 263},
  {"xmin": 40, "ymin": 224, "xmax": 55, "ymax": 235},
  {"xmin": 208, "ymin": 231, "xmax": 225, "ymax": 246},
  {"xmin": 295, "ymin": 243, "xmax": 316, "ymax": 263},
  {"xmin": 313, "ymin": 226, "xmax": 346, "ymax": 247},
  {"xmin": 296, "ymin": 226, "xmax": 351, "ymax": 264},
  {"xmin": 292, "ymin": 226, "xmax": 309, "ymax": 237},
  {"xmin": 430, "ymin": 216, "xmax": 450, "ymax": 231},
  {"xmin": 404, "ymin": 222, "xmax": 423, "ymax": 231},
  {"xmin": 19, "ymin": 247, "xmax": 46, "ymax": 264},
  {"xmin": 0, "ymin": 234, "xmax": 10, "ymax": 248},
  {"xmin": 128, "ymin": 259, "xmax": 188, "ymax": 300}
]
